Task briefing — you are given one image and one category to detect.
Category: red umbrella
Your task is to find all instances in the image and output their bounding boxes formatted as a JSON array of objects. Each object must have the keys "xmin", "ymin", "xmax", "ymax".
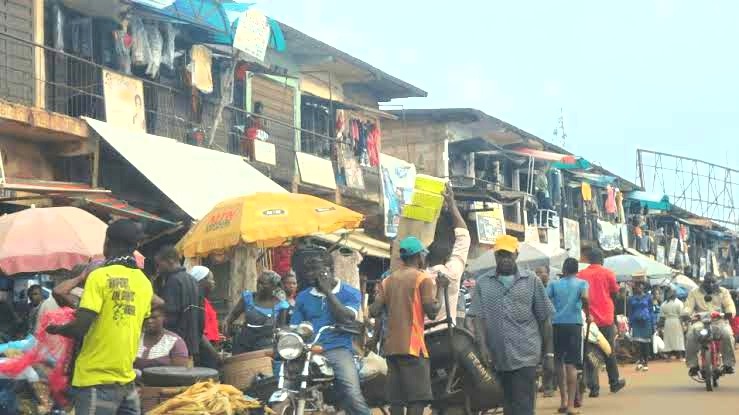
[{"xmin": 0, "ymin": 206, "xmax": 145, "ymax": 275}]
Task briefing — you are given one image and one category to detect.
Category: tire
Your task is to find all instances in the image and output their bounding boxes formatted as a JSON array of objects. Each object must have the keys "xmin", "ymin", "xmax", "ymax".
[
  {"xmin": 704, "ymin": 349, "xmax": 714, "ymax": 392},
  {"xmin": 270, "ymin": 400, "xmax": 297, "ymax": 415}
]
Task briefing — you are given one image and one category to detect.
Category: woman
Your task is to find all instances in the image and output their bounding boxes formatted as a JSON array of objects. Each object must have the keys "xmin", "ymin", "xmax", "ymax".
[
  {"xmin": 225, "ymin": 271, "xmax": 290, "ymax": 355},
  {"xmin": 135, "ymin": 308, "xmax": 190, "ymax": 370},
  {"xmin": 190, "ymin": 266, "xmax": 222, "ymax": 368},
  {"xmin": 628, "ymin": 280, "xmax": 655, "ymax": 372},
  {"xmin": 282, "ymin": 272, "xmax": 298, "ymax": 307},
  {"xmin": 659, "ymin": 287, "xmax": 685, "ymax": 359}
]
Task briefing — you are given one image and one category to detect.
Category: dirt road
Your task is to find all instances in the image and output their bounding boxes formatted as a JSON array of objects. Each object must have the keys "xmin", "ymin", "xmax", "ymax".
[{"xmin": 536, "ymin": 360, "xmax": 739, "ymax": 414}]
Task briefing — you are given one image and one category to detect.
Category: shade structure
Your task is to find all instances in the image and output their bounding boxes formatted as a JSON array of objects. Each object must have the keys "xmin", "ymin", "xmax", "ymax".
[
  {"xmin": 179, "ymin": 193, "xmax": 364, "ymax": 257},
  {"xmin": 603, "ymin": 254, "xmax": 675, "ymax": 282},
  {"xmin": 0, "ymin": 207, "xmax": 144, "ymax": 275},
  {"xmin": 467, "ymin": 242, "xmax": 570, "ymax": 277}
]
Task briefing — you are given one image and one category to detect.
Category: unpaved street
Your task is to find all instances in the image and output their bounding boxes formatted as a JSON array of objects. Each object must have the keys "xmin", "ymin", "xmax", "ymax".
[{"xmin": 536, "ymin": 360, "xmax": 739, "ymax": 414}]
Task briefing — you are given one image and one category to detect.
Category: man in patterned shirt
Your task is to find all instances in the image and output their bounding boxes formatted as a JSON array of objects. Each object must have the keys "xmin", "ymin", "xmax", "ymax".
[{"xmin": 468, "ymin": 235, "xmax": 554, "ymax": 415}]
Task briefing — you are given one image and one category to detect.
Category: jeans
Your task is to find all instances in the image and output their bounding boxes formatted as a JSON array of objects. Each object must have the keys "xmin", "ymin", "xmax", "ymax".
[
  {"xmin": 73, "ymin": 383, "xmax": 140, "ymax": 415},
  {"xmin": 585, "ymin": 325, "xmax": 621, "ymax": 392},
  {"xmin": 323, "ymin": 348, "xmax": 371, "ymax": 415},
  {"xmin": 685, "ymin": 321, "xmax": 735, "ymax": 369},
  {"xmin": 498, "ymin": 367, "xmax": 537, "ymax": 415}
]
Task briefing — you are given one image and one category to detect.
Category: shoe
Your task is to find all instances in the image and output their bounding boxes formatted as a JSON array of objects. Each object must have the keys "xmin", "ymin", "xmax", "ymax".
[
  {"xmin": 574, "ymin": 398, "xmax": 582, "ymax": 408},
  {"xmin": 610, "ymin": 379, "xmax": 626, "ymax": 393},
  {"xmin": 636, "ymin": 363, "xmax": 643, "ymax": 371},
  {"xmin": 543, "ymin": 390, "xmax": 555, "ymax": 398},
  {"xmin": 642, "ymin": 365, "xmax": 649, "ymax": 372},
  {"xmin": 688, "ymin": 367, "xmax": 700, "ymax": 377},
  {"xmin": 589, "ymin": 389, "xmax": 599, "ymax": 398},
  {"xmin": 725, "ymin": 366, "xmax": 735, "ymax": 375}
]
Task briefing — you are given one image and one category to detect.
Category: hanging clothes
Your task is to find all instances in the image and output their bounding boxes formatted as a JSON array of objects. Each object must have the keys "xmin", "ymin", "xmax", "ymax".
[
  {"xmin": 189, "ymin": 45, "xmax": 213, "ymax": 94},
  {"xmin": 271, "ymin": 246, "xmax": 294, "ymax": 278},
  {"xmin": 335, "ymin": 110, "xmax": 346, "ymax": 139},
  {"xmin": 367, "ymin": 124, "xmax": 381, "ymax": 167},
  {"xmin": 331, "ymin": 248, "xmax": 363, "ymax": 290},
  {"xmin": 615, "ymin": 189, "xmax": 625, "ymax": 223},
  {"xmin": 581, "ymin": 182, "xmax": 592, "ymax": 201},
  {"xmin": 605, "ymin": 185, "xmax": 617, "ymax": 215},
  {"xmin": 548, "ymin": 169, "xmax": 562, "ymax": 207}
]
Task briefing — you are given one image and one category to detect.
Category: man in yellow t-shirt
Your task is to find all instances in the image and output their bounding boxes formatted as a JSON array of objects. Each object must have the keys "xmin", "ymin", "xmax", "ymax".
[{"xmin": 47, "ymin": 219, "xmax": 153, "ymax": 415}]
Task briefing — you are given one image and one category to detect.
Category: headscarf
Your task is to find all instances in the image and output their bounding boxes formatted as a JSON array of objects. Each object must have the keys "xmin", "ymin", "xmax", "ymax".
[
  {"xmin": 261, "ymin": 270, "xmax": 286, "ymax": 301},
  {"xmin": 190, "ymin": 266, "xmax": 210, "ymax": 282}
]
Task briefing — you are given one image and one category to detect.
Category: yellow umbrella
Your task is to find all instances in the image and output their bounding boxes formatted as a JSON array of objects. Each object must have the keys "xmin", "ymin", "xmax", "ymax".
[{"xmin": 179, "ymin": 193, "xmax": 363, "ymax": 257}]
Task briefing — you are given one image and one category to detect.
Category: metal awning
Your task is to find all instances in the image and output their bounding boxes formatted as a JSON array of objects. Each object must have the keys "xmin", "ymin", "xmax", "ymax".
[
  {"xmin": 314, "ymin": 230, "xmax": 390, "ymax": 259},
  {"xmin": 78, "ymin": 195, "xmax": 177, "ymax": 225},
  {"xmin": 626, "ymin": 191, "xmax": 671, "ymax": 211},
  {"xmin": 85, "ymin": 118, "xmax": 287, "ymax": 220},
  {"xmin": 570, "ymin": 171, "xmax": 617, "ymax": 187},
  {"xmin": 449, "ymin": 137, "xmax": 498, "ymax": 153},
  {"xmin": 0, "ymin": 179, "xmax": 110, "ymax": 201},
  {"xmin": 510, "ymin": 147, "xmax": 578, "ymax": 163}
]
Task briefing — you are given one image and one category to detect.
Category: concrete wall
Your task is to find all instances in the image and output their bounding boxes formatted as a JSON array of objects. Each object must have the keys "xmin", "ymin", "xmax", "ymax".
[{"xmin": 382, "ymin": 119, "xmax": 448, "ymax": 176}]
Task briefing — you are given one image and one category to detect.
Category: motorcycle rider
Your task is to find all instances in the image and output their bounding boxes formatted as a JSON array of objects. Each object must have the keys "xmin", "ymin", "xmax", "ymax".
[
  {"xmin": 683, "ymin": 273, "xmax": 736, "ymax": 376},
  {"xmin": 290, "ymin": 245, "xmax": 371, "ymax": 415}
]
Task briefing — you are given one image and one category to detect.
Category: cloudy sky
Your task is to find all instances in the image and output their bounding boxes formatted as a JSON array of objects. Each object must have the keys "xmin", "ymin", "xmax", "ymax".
[{"xmin": 260, "ymin": 0, "xmax": 739, "ymax": 185}]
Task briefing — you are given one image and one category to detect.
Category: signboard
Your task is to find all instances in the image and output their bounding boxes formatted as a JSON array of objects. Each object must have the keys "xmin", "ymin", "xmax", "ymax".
[
  {"xmin": 597, "ymin": 220, "xmax": 622, "ymax": 251},
  {"xmin": 103, "ymin": 69, "xmax": 145, "ymax": 133},
  {"xmin": 668, "ymin": 238, "xmax": 679, "ymax": 264},
  {"xmin": 562, "ymin": 218, "xmax": 580, "ymax": 259},
  {"xmin": 380, "ymin": 154, "xmax": 416, "ymax": 238},
  {"xmin": 476, "ymin": 207, "xmax": 506, "ymax": 245},
  {"xmin": 296, "ymin": 152, "xmax": 337, "ymax": 190},
  {"xmin": 233, "ymin": 9, "xmax": 271, "ymax": 62},
  {"xmin": 656, "ymin": 245, "xmax": 666, "ymax": 264},
  {"xmin": 252, "ymin": 140, "xmax": 276, "ymax": 165},
  {"xmin": 547, "ymin": 227, "xmax": 561, "ymax": 249}
]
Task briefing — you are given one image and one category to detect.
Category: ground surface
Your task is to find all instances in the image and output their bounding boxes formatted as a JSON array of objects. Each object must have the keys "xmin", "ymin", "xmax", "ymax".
[{"xmin": 535, "ymin": 359, "xmax": 739, "ymax": 414}]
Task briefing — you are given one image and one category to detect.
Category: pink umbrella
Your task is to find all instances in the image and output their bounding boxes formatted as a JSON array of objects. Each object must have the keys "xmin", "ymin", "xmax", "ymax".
[{"xmin": 0, "ymin": 206, "xmax": 145, "ymax": 275}]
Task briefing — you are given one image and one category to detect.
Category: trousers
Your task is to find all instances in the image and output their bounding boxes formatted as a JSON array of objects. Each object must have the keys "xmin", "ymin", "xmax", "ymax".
[
  {"xmin": 498, "ymin": 366, "xmax": 537, "ymax": 415},
  {"xmin": 685, "ymin": 321, "xmax": 735, "ymax": 368},
  {"xmin": 323, "ymin": 348, "xmax": 371, "ymax": 415},
  {"xmin": 585, "ymin": 325, "xmax": 620, "ymax": 392}
]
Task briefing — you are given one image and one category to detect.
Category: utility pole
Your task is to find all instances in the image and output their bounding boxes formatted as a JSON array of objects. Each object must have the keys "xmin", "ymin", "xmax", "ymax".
[{"xmin": 552, "ymin": 108, "xmax": 567, "ymax": 148}]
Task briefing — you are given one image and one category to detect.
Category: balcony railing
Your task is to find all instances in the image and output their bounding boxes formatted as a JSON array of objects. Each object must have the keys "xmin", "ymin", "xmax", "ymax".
[{"xmin": 0, "ymin": 31, "xmax": 380, "ymax": 202}]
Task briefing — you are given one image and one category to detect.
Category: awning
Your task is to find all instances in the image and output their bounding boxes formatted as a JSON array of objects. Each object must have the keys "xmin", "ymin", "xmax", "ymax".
[
  {"xmin": 0, "ymin": 179, "xmax": 110, "ymax": 199},
  {"xmin": 570, "ymin": 171, "xmax": 617, "ymax": 187},
  {"xmin": 79, "ymin": 195, "xmax": 177, "ymax": 226},
  {"xmin": 85, "ymin": 118, "xmax": 287, "ymax": 220},
  {"xmin": 510, "ymin": 147, "xmax": 578, "ymax": 164},
  {"xmin": 449, "ymin": 137, "xmax": 498, "ymax": 153},
  {"xmin": 314, "ymin": 231, "xmax": 390, "ymax": 259},
  {"xmin": 626, "ymin": 191, "xmax": 671, "ymax": 211}
]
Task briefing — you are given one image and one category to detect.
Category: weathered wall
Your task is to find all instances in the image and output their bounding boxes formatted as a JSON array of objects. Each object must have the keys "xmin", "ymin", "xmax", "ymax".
[
  {"xmin": 382, "ymin": 119, "xmax": 448, "ymax": 176},
  {"xmin": 0, "ymin": 135, "xmax": 54, "ymax": 180}
]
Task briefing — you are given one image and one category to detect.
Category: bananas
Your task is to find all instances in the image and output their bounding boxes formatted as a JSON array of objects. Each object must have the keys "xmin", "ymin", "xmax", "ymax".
[{"xmin": 147, "ymin": 380, "xmax": 267, "ymax": 415}]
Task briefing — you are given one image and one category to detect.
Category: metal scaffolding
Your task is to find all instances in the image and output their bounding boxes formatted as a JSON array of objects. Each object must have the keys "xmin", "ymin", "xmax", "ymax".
[{"xmin": 636, "ymin": 149, "xmax": 738, "ymax": 230}]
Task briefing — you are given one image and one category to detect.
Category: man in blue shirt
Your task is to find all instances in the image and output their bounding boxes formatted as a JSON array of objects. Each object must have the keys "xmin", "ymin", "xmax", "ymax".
[
  {"xmin": 546, "ymin": 258, "xmax": 590, "ymax": 415},
  {"xmin": 291, "ymin": 246, "xmax": 370, "ymax": 415}
]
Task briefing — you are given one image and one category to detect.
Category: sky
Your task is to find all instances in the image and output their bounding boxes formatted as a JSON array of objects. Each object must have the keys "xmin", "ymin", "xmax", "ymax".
[{"xmin": 259, "ymin": 0, "xmax": 739, "ymax": 185}]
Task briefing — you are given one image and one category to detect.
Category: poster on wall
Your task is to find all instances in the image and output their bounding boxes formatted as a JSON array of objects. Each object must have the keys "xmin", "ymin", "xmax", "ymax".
[
  {"xmin": 597, "ymin": 220, "xmax": 622, "ymax": 251},
  {"xmin": 668, "ymin": 238, "xmax": 679, "ymax": 264},
  {"xmin": 103, "ymin": 69, "xmax": 145, "ymax": 133},
  {"xmin": 562, "ymin": 218, "xmax": 580, "ymax": 259},
  {"xmin": 233, "ymin": 9, "xmax": 271, "ymax": 61},
  {"xmin": 476, "ymin": 207, "xmax": 506, "ymax": 245},
  {"xmin": 380, "ymin": 154, "xmax": 416, "ymax": 238},
  {"xmin": 656, "ymin": 246, "xmax": 666, "ymax": 264},
  {"xmin": 547, "ymin": 227, "xmax": 561, "ymax": 249}
]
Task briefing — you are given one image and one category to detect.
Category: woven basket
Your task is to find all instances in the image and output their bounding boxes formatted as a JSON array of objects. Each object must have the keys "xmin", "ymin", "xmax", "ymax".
[{"xmin": 221, "ymin": 349, "xmax": 273, "ymax": 390}]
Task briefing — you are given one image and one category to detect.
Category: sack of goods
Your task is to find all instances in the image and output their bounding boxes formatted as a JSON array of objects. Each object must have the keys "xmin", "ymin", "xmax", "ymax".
[{"xmin": 147, "ymin": 381, "xmax": 263, "ymax": 415}]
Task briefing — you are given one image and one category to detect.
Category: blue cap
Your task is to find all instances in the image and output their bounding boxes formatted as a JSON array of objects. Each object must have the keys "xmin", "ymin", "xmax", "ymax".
[{"xmin": 399, "ymin": 236, "xmax": 428, "ymax": 258}]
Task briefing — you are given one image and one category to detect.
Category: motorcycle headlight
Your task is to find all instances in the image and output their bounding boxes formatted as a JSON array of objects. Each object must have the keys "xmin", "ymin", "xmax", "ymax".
[{"xmin": 277, "ymin": 333, "xmax": 304, "ymax": 360}]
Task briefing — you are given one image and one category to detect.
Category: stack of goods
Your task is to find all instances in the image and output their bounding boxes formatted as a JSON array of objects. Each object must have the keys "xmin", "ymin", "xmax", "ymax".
[
  {"xmin": 147, "ymin": 381, "xmax": 265, "ymax": 415},
  {"xmin": 401, "ymin": 174, "xmax": 447, "ymax": 223}
]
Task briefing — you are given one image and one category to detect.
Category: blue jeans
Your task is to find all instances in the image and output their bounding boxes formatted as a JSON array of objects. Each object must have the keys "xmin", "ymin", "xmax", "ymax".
[
  {"xmin": 324, "ymin": 348, "xmax": 370, "ymax": 415},
  {"xmin": 73, "ymin": 383, "xmax": 140, "ymax": 415}
]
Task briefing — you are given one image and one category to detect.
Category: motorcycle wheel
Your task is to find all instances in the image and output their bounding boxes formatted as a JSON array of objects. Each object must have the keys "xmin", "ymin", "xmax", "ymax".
[
  {"xmin": 271, "ymin": 400, "xmax": 297, "ymax": 415},
  {"xmin": 704, "ymin": 349, "xmax": 714, "ymax": 392}
]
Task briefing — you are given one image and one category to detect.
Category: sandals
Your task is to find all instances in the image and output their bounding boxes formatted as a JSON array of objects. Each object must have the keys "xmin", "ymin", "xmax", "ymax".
[{"xmin": 558, "ymin": 407, "xmax": 581, "ymax": 415}]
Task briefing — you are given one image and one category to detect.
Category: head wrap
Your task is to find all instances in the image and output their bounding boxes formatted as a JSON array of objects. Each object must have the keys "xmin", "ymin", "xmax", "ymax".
[
  {"xmin": 261, "ymin": 270, "xmax": 286, "ymax": 300},
  {"xmin": 190, "ymin": 265, "xmax": 211, "ymax": 282}
]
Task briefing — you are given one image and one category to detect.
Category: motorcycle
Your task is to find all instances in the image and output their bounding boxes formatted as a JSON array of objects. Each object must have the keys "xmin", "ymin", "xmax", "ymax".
[
  {"xmin": 690, "ymin": 309, "xmax": 726, "ymax": 391},
  {"xmin": 268, "ymin": 322, "xmax": 363, "ymax": 415}
]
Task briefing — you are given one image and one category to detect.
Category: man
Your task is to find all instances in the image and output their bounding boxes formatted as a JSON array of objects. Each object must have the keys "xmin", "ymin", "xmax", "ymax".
[
  {"xmin": 547, "ymin": 258, "xmax": 590, "ymax": 415},
  {"xmin": 46, "ymin": 219, "xmax": 153, "ymax": 414},
  {"xmin": 683, "ymin": 273, "xmax": 736, "ymax": 376},
  {"xmin": 154, "ymin": 246, "xmax": 204, "ymax": 364},
  {"xmin": 291, "ymin": 245, "xmax": 370, "ymax": 415},
  {"xmin": 370, "ymin": 237, "xmax": 448, "ymax": 415},
  {"xmin": 534, "ymin": 265, "xmax": 554, "ymax": 397},
  {"xmin": 426, "ymin": 187, "xmax": 470, "ymax": 331},
  {"xmin": 25, "ymin": 285, "xmax": 44, "ymax": 334},
  {"xmin": 577, "ymin": 248, "xmax": 626, "ymax": 397},
  {"xmin": 468, "ymin": 235, "xmax": 554, "ymax": 415},
  {"xmin": 535, "ymin": 266, "xmax": 551, "ymax": 287}
]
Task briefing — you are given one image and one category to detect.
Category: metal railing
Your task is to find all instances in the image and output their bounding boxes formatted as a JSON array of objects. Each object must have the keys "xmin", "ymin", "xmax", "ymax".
[{"xmin": 0, "ymin": 31, "xmax": 380, "ymax": 201}]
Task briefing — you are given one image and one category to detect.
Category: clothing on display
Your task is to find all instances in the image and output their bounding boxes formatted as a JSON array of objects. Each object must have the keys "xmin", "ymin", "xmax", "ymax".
[
  {"xmin": 331, "ymin": 248, "xmax": 363, "ymax": 291},
  {"xmin": 190, "ymin": 45, "xmax": 214, "ymax": 94},
  {"xmin": 271, "ymin": 246, "xmax": 294, "ymax": 277},
  {"xmin": 548, "ymin": 169, "xmax": 562, "ymax": 207},
  {"xmin": 581, "ymin": 182, "xmax": 592, "ymax": 201},
  {"xmin": 605, "ymin": 185, "xmax": 617, "ymax": 215},
  {"xmin": 615, "ymin": 189, "xmax": 625, "ymax": 223}
]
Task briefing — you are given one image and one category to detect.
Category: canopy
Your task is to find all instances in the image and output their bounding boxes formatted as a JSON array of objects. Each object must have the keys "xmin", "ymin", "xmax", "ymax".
[
  {"xmin": 313, "ymin": 231, "xmax": 390, "ymax": 259},
  {"xmin": 179, "ymin": 193, "xmax": 364, "ymax": 257},
  {"xmin": 85, "ymin": 118, "xmax": 287, "ymax": 220},
  {"xmin": 510, "ymin": 148, "xmax": 578, "ymax": 164},
  {"xmin": 603, "ymin": 254, "xmax": 675, "ymax": 282},
  {"xmin": 467, "ymin": 242, "xmax": 570, "ymax": 277},
  {"xmin": 0, "ymin": 207, "xmax": 144, "ymax": 275},
  {"xmin": 132, "ymin": 0, "xmax": 230, "ymax": 34},
  {"xmin": 626, "ymin": 191, "xmax": 671, "ymax": 211},
  {"xmin": 570, "ymin": 172, "xmax": 617, "ymax": 187}
]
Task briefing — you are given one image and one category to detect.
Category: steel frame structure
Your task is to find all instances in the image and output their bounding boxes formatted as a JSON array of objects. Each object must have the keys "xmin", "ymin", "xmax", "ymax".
[{"xmin": 637, "ymin": 149, "xmax": 738, "ymax": 230}]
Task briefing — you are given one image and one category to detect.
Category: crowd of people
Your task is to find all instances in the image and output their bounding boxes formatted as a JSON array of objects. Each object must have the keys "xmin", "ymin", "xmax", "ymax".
[{"xmin": 0, "ymin": 190, "xmax": 737, "ymax": 415}]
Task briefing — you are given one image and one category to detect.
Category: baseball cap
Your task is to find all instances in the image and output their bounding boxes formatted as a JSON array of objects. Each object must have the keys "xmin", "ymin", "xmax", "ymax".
[
  {"xmin": 399, "ymin": 236, "xmax": 428, "ymax": 258},
  {"xmin": 493, "ymin": 235, "xmax": 519, "ymax": 253}
]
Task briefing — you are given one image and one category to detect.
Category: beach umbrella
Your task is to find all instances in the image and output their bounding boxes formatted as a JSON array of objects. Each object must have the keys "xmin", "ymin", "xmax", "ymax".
[
  {"xmin": 467, "ymin": 242, "xmax": 570, "ymax": 277},
  {"xmin": 604, "ymin": 254, "xmax": 674, "ymax": 282}
]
